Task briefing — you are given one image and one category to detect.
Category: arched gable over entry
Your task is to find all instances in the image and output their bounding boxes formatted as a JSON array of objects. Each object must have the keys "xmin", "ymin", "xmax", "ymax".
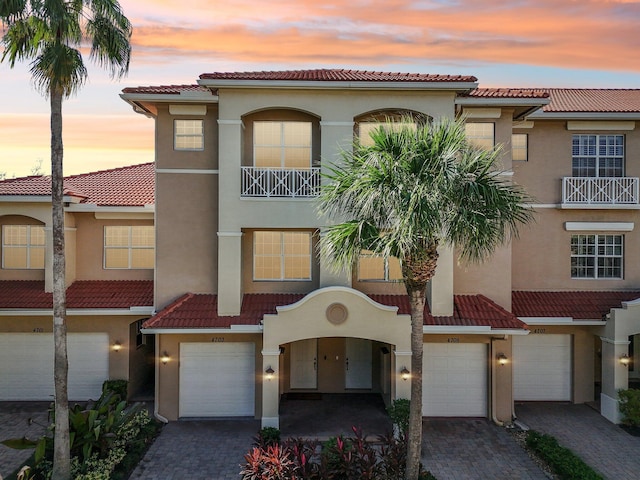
[{"xmin": 261, "ymin": 286, "xmax": 411, "ymax": 428}]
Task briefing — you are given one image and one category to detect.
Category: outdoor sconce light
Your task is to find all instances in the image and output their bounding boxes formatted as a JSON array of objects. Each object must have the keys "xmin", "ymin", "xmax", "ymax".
[
  {"xmin": 265, "ymin": 366, "xmax": 275, "ymax": 380},
  {"xmin": 400, "ymin": 367, "xmax": 410, "ymax": 381},
  {"xmin": 497, "ymin": 353, "xmax": 508, "ymax": 366},
  {"xmin": 161, "ymin": 352, "xmax": 170, "ymax": 365},
  {"xmin": 112, "ymin": 341, "xmax": 122, "ymax": 353},
  {"xmin": 620, "ymin": 354, "xmax": 631, "ymax": 367}
]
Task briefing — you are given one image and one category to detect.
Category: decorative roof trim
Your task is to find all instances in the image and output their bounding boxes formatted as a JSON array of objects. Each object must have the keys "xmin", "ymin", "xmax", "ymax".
[
  {"xmin": 520, "ymin": 317, "xmax": 606, "ymax": 325},
  {"xmin": 423, "ymin": 325, "xmax": 528, "ymax": 334},
  {"xmin": 142, "ymin": 325, "xmax": 263, "ymax": 334},
  {"xmin": 199, "ymin": 79, "xmax": 477, "ymax": 91},
  {"xmin": 528, "ymin": 112, "xmax": 640, "ymax": 120},
  {"xmin": 276, "ymin": 286, "xmax": 399, "ymax": 314},
  {"xmin": 0, "ymin": 307, "xmax": 154, "ymax": 316}
]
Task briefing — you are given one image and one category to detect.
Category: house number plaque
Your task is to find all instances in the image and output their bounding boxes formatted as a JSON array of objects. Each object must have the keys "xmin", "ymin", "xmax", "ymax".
[{"xmin": 211, "ymin": 337, "xmax": 225, "ymax": 342}]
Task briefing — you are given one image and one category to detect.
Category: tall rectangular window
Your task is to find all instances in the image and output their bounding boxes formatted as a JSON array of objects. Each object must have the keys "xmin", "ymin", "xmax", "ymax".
[
  {"xmin": 174, "ymin": 119, "xmax": 204, "ymax": 151},
  {"xmin": 254, "ymin": 121, "xmax": 312, "ymax": 169},
  {"xmin": 2, "ymin": 225, "xmax": 45, "ymax": 269},
  {"xmin": 465, "ymin": 123, "xmax": 494, "ymax": 150},
  {"xmin": 572, "ymin": 134, "xmax": 624, "ymax": 177},
  {"xmin": 512, "ymin": 133, "xmax": 528, "ymax": 161},
  {"xmin": 253, "ymin": 231, "xmax": 312, "ymax": 281},
  {"xmin": 104, "ymin": 226, "xmax": 155, "ymax": 269},
  {"xmin": 358, "ymin": 250, "xmax": 403, "ymax": 282},
  {"xmin": 571, "ymin": 234, "xmax": 623, "ymax": 279}
]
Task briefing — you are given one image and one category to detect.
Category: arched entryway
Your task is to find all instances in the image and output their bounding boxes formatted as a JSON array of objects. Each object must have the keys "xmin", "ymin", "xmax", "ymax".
[{"xmin": 260, "ymin": 286, "xmax": 411, "ymax": 428}]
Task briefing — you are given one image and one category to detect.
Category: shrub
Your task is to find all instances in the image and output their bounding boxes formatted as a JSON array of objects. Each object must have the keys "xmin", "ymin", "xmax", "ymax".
[
  {"xmin": 240, "ymin": 444, "xmax": 297, "ymax": 480},
  {"xmin": 618, "ymin": 388, "xmax": 640, "ymax": 426},
  {"xmin": 254, "ymin": 426, "xmax": 281, "ymax": 447},
  {"xmin": 387, "ymin": 398, "xmax": 410, "ymax": 435},
  {"xmin": 525, "ymin": 430, "xmax": 603, "ymax": 480},
  {"xmin": 102, "ymin": 379, "xmax": 128, "ymax": 401}
]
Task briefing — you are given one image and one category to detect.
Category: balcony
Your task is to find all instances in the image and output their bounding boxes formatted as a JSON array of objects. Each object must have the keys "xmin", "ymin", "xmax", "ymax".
[
  {"xmin": 241, "ymin": 167, "xmax": 320, "ymax": 198},
  {"xmin": 562, "ymin": 177, "xmax": 640, "ymax": 208}
]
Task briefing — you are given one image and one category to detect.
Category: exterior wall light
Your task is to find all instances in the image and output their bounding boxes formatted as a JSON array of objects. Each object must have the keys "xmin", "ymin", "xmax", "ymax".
[
  {"xmin": 161, "ymin": 352, "xmax": 170, "ymax": 365},
  {"xmin": 112, "ymin": 341, "xmax": 122, "ymax": 353},
  {"xmin": 265, "ymin": 366, "xmax": 275, "ymax": 380},
  {"xmin": 620, "ymin": 353, "xmax": 631, "ymax": 367},
  {"xmin": 497, "ymin": 353, "xmax": 508, "ymax": 366},
  {"xmin": 401, "ymin": 367, "xmax": 410, "ymax": 381}
]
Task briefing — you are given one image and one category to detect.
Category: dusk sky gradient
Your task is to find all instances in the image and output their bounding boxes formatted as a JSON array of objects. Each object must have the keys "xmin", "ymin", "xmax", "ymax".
[{"xmin": 1, "ymin": 0, "xmax": 640, "ymax": 178}]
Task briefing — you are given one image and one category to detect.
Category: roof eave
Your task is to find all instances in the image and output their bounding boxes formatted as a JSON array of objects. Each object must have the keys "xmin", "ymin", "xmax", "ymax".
[
  {"xmin": 0, "ymin": 194, "xmax": 83, "ymax": 203},
  {"xmin": 198, "ymin": 79, "xmax": 479, "ymax": 91},
  {"xmin": 456, "ymin": 97, "xmax": 550, "ymax": 107},
  {"xmin": 142, "ymin": 325, "xmax": 262, "ymax": 334},
  {"xmin": 65, "ymin": 204, "xmax": 155, "ymax": 213},
  {"xmin": 423, "ymin": 325, "xmax": 529, "ymax": 334},
  {"xmin": 0, "ymin": 307, "xmax": 154, "ymax": 316},
  {"xmin": 528, "ymin": 111, "xmax": 640, "ymax": 120}
]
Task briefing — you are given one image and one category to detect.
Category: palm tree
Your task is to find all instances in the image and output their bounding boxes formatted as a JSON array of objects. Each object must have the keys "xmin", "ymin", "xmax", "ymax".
[
  {"xmin": 1, "ymin": 1, "xmax": 131, "ymax": 478},
  {"xmin": 319, "ymin": 116, "xmax": 533, "ymax": 480}
]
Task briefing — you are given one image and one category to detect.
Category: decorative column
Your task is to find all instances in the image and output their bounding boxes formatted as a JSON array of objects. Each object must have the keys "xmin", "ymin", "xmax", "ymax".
[
  {"xmin": 600, "ymin": 335, "xmax": 630, "ymax": 423},
  {"xmin": 261, "ymin": 348, "xmax": 281, "ymax": 428},
  {"xmin": 394, "ymin": 349, "xmax": 412, "ymax": 401}
]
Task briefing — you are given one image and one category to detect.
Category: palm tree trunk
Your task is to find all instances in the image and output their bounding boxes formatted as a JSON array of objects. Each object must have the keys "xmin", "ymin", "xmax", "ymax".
[
  {"xmin": 405, "ymin": 286, "xmax": 426, "ymax": 480},
  {"xmin": 50, "ymin": 87, "xmax": 71, "ymax": 480}
]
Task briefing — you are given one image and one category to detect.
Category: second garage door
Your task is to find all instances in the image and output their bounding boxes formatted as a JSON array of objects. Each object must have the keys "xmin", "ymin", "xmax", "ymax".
[
  {"xmin": 513, "ymin": 334, "xmax": 571, "ymax": 401},
  {"xmin": 179, "ymin": 342, "xmax": 255, "ymax": 417},
  {"xmin": 423, "ymin": 343, "xmax": 487, "ymax": 417}
]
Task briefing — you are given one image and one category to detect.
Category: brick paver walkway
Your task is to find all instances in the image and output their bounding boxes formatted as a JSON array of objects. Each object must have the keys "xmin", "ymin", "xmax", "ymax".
[
  {"xmin": 0, "ymin": 402, "xmax": 50, "ymax": 479},
  {"xmin": 516, "ymin": 403, "xmax": 640, "ymax": 480},
  {"xmin": 422, "ymin": 418, "xmax": 547, "ymax": 480}
]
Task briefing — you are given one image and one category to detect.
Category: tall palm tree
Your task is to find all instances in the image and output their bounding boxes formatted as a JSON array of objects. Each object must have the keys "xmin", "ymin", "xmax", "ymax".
[
  {"xmin": 319, "ymin": 116, "xmax": 533, "ymax": 480},
  {"xmin": 1, "ymin": 1, "xmax": 131, "ymax": 478}
]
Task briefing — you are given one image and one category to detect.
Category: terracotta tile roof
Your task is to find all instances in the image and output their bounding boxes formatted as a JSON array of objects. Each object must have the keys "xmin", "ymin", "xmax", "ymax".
[
  {"xmin": 199, "ymin": 69, "xmax": 477, "ymax": 83},
  {"xmin": 144, "ymin": 292, "xmax": 525, "ymax": 330},
  {"xmin": 0, "ymin": 163, "xmax": 154, "ymax": 207},
  {"xmin": 0, "ymin": 280, "xmax": 153, "ymax": 309},
  {"xmin": 540, "ymin": 89, "xmax": 640, "ymax": 113},
  {"xmin": 121, "ymin": 84, "xmax": 209, "ymax": 95},
  {"xmin": 465, "ymin": 88, "xmax": 550, "ymax": 99},
  {"xmin": 512, "ymin": 291, "xmax": 640, "ymax": 319}
]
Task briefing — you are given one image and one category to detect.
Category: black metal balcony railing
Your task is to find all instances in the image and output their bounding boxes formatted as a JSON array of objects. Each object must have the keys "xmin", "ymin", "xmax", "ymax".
[{"xmin": 241, "ymin": 167, "xmax": 321, "ymax": 198}]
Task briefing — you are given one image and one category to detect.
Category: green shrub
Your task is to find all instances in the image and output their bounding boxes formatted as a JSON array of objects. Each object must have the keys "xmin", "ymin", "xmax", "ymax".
[
  {"xmin": 387, "ymin": 398, "xmax": 410, "ymax": 434},
  {"xmin": 525, "ymin": 430, "xmax": 603, "ymax": 480},
  {"xmin": 102, "ymin": 379, "xmax": 128, "ymax": 401},
  {"xmin": 254, "ymin": 426, "xmax": 281, "ymax": 447},
  {"xmin": 618, "ymin": 388, "xmax": 640, "ymax": 426}
]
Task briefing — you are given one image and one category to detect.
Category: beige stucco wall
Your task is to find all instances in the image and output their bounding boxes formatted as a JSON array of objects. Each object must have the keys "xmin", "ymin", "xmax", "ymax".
[
  {"xmin": 74, "ymin": 213, "xmax": 154, "ymax": 281},
  {"xmin": 512, "ymin": 208, "xmax": 640, "ymax": 290},
  {"xmin": 155, "ymin": 333, "xmax": 263, "ymax": 421},
  {"xmin": 0, "ymin": 314, "xmax": 147, "ymax": 395}
]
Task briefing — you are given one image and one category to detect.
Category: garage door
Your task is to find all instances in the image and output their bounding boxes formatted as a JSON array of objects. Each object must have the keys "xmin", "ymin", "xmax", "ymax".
[
  {"xmin": 513, "ymin": 334, "xmax": 571, "ymax": 401},
  {"xmin": 179, "ymin": 342, "xmax": 255, "ymax": 417},
  {"xmin": 423, "ymin": 343, "xmax": 487, "ymax": 416},
  {"xmin": 0, "ymin": 333, "xmax": 109, "ymax": 401}
]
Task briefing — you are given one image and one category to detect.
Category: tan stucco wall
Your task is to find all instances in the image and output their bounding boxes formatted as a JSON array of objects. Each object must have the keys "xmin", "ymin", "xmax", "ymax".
[
  {"xmin": 0, "ymin": 314, "xmax": 146, "ymax": 393},
  {"xmin": 512, "ymin": 208, "xmax": 640, "ymax": 290},
  {"xmin": 74, "ymin": 213, "xmax": 154, "ymax": 281},
  {"xmin": 155, "ymin": 333, "xmax": 263, "ymax": 421},
  {"xmin": 155, "ymin": 172, "xmax": 219, "ymax": 308}
]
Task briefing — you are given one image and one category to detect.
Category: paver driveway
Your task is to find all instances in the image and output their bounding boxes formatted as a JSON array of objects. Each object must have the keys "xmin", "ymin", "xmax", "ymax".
[{"xmin": 517, "ymin": 402, "xmax": 640, "ymax": 480}]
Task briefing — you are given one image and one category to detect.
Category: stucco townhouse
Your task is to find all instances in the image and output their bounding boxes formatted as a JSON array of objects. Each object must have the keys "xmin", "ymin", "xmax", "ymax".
[{"xmin": 2, "ymin": 69, "xmax": 640, "ymax": 428}]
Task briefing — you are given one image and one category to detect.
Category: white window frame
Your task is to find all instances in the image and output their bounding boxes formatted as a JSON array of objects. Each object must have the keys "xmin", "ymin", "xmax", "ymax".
[
  {"xmin": 174, "ymin": 119, "xmax": 204, "ymax": 151},
  {"xmin": 512, "ymin": 133, "xmax": 528, "ymax": 161},
  {"xmin": 253, "ymin": 121, "xmax": 312, "ymax": 168},
  {"xmin": 571, "ymin": 234, "xmax": 623, "ymax": 279},
  {"xmin": 104, "ymin": 226, "xmax": 155, "ymax": 270},
  {"xmin": 357, "ymin": 251, "xmax": 403, "ymax": 282},
  {"xmin": 1, "ymin": 225, "xmax": 45, "ymax": 269},
  {"xmin": 572, "ymin": 134, "xmax": 624, "ymax": 178},
  {"xmin": 465, "ymin": 123, "xmax": 495, "ymax": 150},
  {"xmin": 253, "ymin": 231, "xmax": 312, "ymax": 281}
]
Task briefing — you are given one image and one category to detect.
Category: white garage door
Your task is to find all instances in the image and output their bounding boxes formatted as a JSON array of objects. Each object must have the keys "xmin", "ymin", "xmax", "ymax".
[
  {"xmin": 513, "ymin": 334, "xmax": 571, "ymax": 401},
  {"xmin": 423, "ymin": 343, "xmax": 487, "ymax": 417},
  {"xmin": 179, "ymin": 342, "xmax": 255, "ymax": 417},
  {"xmin": 0, "ymin": 333, "xmax": 109, "ymax": 401}
]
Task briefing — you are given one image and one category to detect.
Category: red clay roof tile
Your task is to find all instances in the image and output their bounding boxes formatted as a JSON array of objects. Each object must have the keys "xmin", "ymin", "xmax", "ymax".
[
  {"xmin": 144, "ymin": 293, "xmax": 525, "ymax": 330},
  {"xmin": 0, "ymin": 163, "xmax": 154, "ymax": 207},
  {"xmin": 512, "ymin": 291, "xmax": 640, "ymax": 319},
  {"xmin": 465, "ymin": 88, "xmax": 549, "ymax": 99},
  {"xmin": 199, "ymin": 69, "xmax": 477, "ymax": 83},
  {"xmin": 0, "ymin": 280, "xmax": 153, "ymax": 309},
  {"xmin": 121, "ymin": 84, "xmax": 210, "ymax": 95}
]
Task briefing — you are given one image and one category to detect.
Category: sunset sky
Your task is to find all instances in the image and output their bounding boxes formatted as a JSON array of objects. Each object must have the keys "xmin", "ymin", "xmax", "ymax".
[{"xmin": 1, "ymin": 0, "xmax": 640, "ymax": 178}]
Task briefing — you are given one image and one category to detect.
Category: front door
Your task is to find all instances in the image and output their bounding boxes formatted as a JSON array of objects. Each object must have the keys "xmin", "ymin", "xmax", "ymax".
[
  {"xmin": 345, "ymin": 338, "xmax": 372, "ymax": 389},
  {"xmin": 290, "ymin": 338, "xmax": 317, "ymax": 389}
]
